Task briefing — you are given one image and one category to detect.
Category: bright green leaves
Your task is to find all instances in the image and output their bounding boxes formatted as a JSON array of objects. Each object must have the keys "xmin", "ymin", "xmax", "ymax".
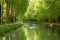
[
  {"xmin": 4, "ymin": 0, "xmax": 60, "ymax": 22},
  {"xmin": 6, "ymin": 0, "xmax": 28, "ymax": 18},
  {"xmin": 24, "ymin": 0, "xmax": 60, "ymax": 22}
]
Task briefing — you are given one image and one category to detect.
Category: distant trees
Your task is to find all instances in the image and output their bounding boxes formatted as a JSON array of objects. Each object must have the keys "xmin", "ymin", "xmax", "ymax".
[
  {"xmin": 24, "ymin": 0, "xmax": 60, "ymax": 23},
  {"xmin": 1, "ymin": 0, "xmax": 60, "ymax": 23}
]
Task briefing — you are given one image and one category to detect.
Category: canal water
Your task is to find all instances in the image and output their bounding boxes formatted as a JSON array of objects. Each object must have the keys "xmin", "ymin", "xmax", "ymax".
[{"xmin": 0, "ymin": 22, "xmax": 60, "ymax": 40}]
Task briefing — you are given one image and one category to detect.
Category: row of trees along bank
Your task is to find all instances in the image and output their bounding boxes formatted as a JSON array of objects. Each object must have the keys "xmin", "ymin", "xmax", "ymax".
[{"xmin": 0, "ymin": 0, "xmax": 28, "ymax": 24}]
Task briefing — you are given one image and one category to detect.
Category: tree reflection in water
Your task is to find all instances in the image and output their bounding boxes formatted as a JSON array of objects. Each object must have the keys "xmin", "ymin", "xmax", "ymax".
[{"xmin": 0, "ymin": 23, "xmax": 60, "ymax": 40}]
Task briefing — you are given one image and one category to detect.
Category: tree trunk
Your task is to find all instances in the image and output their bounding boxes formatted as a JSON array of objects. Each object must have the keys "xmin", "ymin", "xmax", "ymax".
[
  {"xmin": 0, "ymin": 0, "xmax": 4, "ymax": 24},
  {"xmin": 0, "ymin": 5, "xmax": 1, "ymax": 23},
  {"xmin": 6, "ymin": 1, "xmax": 10, "ymax": 23},
  {"xmin": 10, "ymin": 7, "xmax": 16, "ymax": 23}
]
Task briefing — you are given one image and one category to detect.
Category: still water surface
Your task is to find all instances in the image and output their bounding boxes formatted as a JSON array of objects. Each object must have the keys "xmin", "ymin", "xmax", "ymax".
[{"xmin": 0, "ymin": 22, "xmax": 60, "ymax": 40}]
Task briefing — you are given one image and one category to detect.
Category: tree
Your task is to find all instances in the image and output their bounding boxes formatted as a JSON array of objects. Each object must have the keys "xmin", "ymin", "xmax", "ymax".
[
  {"xmin": 4, "ymin": 0, "xmax": 28, "ymax": 23},
  {"xmin": 24, "ymin": 0, "xmax": 60, "ymax": 22},
  {"xmin": 8, "ymin": 0, "xmax": 29, "ymax": 18}
]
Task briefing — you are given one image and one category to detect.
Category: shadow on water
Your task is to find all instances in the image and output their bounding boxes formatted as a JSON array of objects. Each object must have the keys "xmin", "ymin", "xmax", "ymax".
[{"xmin": 0, "ymin": 22, "xmax": 60, "ymax": 40}]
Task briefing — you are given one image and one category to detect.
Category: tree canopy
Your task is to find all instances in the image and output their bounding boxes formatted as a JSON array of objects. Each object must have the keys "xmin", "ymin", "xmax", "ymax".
[
  {"xmin": 5, "ymin": 0, "xmax": 29, "ymax": 18},
  {"xmin": 24, "ymin": 0, "xmax": 60, "ymax": 22}
]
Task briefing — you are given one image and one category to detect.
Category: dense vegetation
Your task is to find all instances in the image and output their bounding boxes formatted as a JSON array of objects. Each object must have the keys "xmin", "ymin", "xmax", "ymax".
[
  {"xmin": 0, "ymin": 0, "xmax": 60, "ymax": 40},
  {"xmin": 0, "ymin": 0, "xmax": 28, "ymax": 24},
  {"xmin": 0, "ymin": 23, "xmax": 22, "ymax": 36},
  {"xmin": 1, "ymin": 0, "xmax": 60, "ymax": 24},
  {"xmin": 24, "ymin": 0, "xmax": 60, "ymax": 23},
  {"xmin": 0, "ymin": 0, "xmax": 28, "ymax": 36}
]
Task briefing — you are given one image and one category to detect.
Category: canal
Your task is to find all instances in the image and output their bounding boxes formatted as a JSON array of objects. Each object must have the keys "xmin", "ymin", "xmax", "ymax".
[{"xmin": 0, "ymin": 22, "xmax": 60, "ymax": 40}]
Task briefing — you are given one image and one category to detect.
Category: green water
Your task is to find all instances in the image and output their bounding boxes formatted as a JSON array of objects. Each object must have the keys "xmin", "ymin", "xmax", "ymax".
[
  {"xmin": 21, "ymin": 23, "xmax": 60, "ymax": 40},
  {"xmin": 1, "ymin": 23, "xmax": 60, "ymax": 40}
]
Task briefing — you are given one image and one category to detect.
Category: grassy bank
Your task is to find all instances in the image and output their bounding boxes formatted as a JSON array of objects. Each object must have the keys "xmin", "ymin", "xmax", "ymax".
[{"xmin": 0, "ymin": 22, "xmax": 22, "ymax": 36}]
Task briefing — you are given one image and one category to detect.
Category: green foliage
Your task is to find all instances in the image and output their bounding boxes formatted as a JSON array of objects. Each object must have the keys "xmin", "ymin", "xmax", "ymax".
[
  {"xmin": 24, "ymin": 0, "xmax": 60, "ymax": 22},
  {"xmin": 6, "ymin": 0, "xmax": 29, "ymax": 18},
  {"xmin": 0, "ymin": 23, "xmax": 22, "ymax": 36},
  {"xmin": 24, "ymin": 1, "xmax": 36, "ymax": 19}
]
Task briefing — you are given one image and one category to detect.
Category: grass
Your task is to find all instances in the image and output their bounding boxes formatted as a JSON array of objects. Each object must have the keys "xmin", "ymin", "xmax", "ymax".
[{"xmin": 0, "ymin": 22, "xmax": 22, "ymax": 36}]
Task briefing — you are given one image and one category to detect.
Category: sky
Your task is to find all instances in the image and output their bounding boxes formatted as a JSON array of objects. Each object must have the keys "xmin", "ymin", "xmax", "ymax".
[{"xmin": 28, "ymin": 0, "xmax": 32, "ymax": 2}]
